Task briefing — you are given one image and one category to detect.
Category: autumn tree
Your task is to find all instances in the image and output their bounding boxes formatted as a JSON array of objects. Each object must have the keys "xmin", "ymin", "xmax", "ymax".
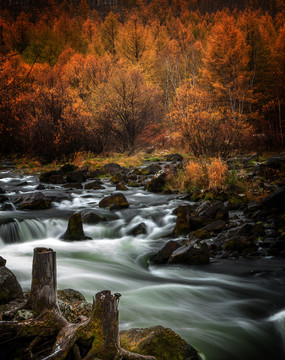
[
  {"xmin": 0, "ymin": 54, "xmax": 31, "ymax": 154},
  {"xmin": 202, "ymin": 14, "xmax": 253, "ymax": 119},
  {"xmin": 93, "ymin": 67, "xmax": 164, "ymax": 152},
  {"xmin": 100, "ymin": 11, "xmax": 119, "ymax": 55},
  {"xmin": 116, "ymin": 13, "xmax": 150, "ymax": 64},
  {"xmin": 170, "ymin": 80, "xmax": 251, "ymax": 156}
]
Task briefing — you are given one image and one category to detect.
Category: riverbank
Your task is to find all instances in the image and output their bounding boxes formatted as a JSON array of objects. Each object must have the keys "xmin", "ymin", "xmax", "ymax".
[{"xmin": 0, "ymin": 152, "xmax": 285, "ymax": 359}]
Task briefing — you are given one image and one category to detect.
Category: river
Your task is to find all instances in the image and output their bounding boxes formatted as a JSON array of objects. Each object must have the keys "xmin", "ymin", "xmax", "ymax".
[{"xmin": 0, "ymin": 169, "xmax": 284, "ymax": 360}]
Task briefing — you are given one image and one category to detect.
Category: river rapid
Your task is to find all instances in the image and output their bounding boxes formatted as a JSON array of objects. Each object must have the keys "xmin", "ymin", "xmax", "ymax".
[{"xmin": 0, "ymin": 169, "xmax": 285, "ymax": 360}]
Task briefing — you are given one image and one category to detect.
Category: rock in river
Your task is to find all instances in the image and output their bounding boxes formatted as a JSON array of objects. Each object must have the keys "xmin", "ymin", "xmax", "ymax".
[
  {"xmin": 60, "ymin": 213, "xmax": 92, "ymax": 241},
  {"xmin": 120, "ymin": 325, "xmax": 202, "ymax": 360},
  {"xmin": 168, "ymin": 240, "xmax": 210, "ymax": 265},
  {"xmin": 0, "ymin": 258, "xmax": 23, "ymax": 304},
  {"xmin": 14, "ymin": 192, "xmax": 52, "ymax": 210},
  {"xmin": 99, "ymin": 193, "xmax": 129, "ymax": 210}
]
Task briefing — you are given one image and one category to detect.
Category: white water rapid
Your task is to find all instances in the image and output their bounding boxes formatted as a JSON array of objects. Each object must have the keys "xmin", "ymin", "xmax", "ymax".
[{"xmin": 0, "ymin": 170, "xmax": 284, "ymax": 360}]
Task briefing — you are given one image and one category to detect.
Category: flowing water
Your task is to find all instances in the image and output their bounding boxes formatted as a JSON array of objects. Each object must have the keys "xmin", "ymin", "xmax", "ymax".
[{"xmin": 0, "ymin": 169, "xmax": 285, "ymax": 360}]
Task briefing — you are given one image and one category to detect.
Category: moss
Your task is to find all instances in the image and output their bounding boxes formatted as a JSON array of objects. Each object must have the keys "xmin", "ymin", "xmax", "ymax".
[
  {"xmin": 190, "ymin": 229, "xmax": 211, "ymax": 240},
  {"xmin": 120, "ymin": 326, "xmax": 200, "ymax": 360},
  {"xmin": 99, "ymin": 193, "xmax": 129, "ymax": 210}
]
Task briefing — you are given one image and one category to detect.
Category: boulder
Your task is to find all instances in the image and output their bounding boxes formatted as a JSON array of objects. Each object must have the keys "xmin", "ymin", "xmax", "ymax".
[
  {"xmin": 116, "ymin": 183, "xmax": 128, "ymax": 191},
  {"xmin": 66, "ymin": 171, "xmax": 86, "ymax": 183},
  {"xmin": 198, "ymin": 201, "xmax": 228, "ymax": 220},
  {"xmin": 120, "ymin": 325, "xmax": 201, "ymax": 360},
  {"xmin": 146, "ymin": 171, "xmax": 166, "ymax": 193},
  {"xmin": 99, "ymin": 193, "xmax": 129, "ymax": 210},
  {"xmin": 63, "ymin": 182, "xmax": 83, "ymax": 189},
  {"xmin": 85, "ymin": 180, "xmax": 104, "ymax": 190},
  {"xmin": 261, "ymin": 187, "xmax": 285, "ymax": 211},
  {"xmin": 0, "ymin": 256, "xmax": 6, "ymax": 266},
  {"xmin": 60, "ymin": 164, "xmax": 78, "ymax": 173},
  {"xmin": 151, "ymin": 240, "xmax": 181, "ymax": 264},
  {"xmin": 189, "ymin": 229, "xmax": 211, "ymax": 240},
  {"xmin": 57, "ymin": 288, "xmax": 92, "ymax": 323},
  {"xmin": 168, "ymin": 240, "xmax": 210, "ymax": 265},
  {"xmin": 39, "ymin": 170, "xmax": 64, "ymax": 183},
  {"xmin": 141, "ymin": 164, "xmax": 161, "ymax": 175},
  {"xmin": 0, "ymin": 195, "xmax": 9, "ymax": 203},
  {"xmin": 60, "ymin": 213, "xmax": 92, "ymax": 241},
  {"xmin": 166, "ymin": 153, "xmax": 184, "ymax": 162},
  {"xmin": 111, "ymin": 173, "xmax": 127, "ymax": 184},
  {"xmin": 266, "ymin": 156, "xmax": 285, "ymax": 170},
  {"xmin": 173, "ymin": 205, "xmax": 210, "ymax": 237},
  {"xmin": 0, "ymin": 262, "xmax": 24, "ymax": 304},
  {"xmin": 203, "ymin": 220, "xmax": 227, "ymax": 233},
  {"xmin": 86, "ymin": 169, "xmax": 105, "ymax": 179},
  {"xmin": 223, "ymin": 235, "xmax": 258, "ymax": 253},
  {"xmin": 82, "ymin": 211, "xmax": 106, "ymax": 224},
  {"xmin": 127, "ymin": 223, "xmax": 147, "ymax": 236},
  {"xmin": 102, "ymin": 163, "xmax": 122, "ymax": 175},
  {"xmin": 15, "ymin": 192, "xmax": 52, "ymax": 210},
  {"xmin": 35, "ymin": 184, "xmax": 46, "ymax": 190},
  {"xmin": 49, "ymin": 174, "xmax": 66, "ymax": 184},
  {"xmin": 1, "ymin": 202, "xmax": 14, "ymax": 211}
]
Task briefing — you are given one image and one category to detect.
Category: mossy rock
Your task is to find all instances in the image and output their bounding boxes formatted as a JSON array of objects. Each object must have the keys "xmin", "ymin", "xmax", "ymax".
[
  {"xmin": 223, "ymin": 235, "xmax": 257, "ymax": 252},
  {"xmin": 120, "ymin": 326, "xmax": 201, "ymax": 360},
  {"xmin": 146, "ymin": 171, "xmax": 166, "ymax": 193},
  {"xmin": 60, "ymin": 213, "xmax": 92, "ymax": 241},
  {"xmin": 99, "ymin": 193, "xmax": 129, "ymax": 210},
  {"xmin": 190, "ymin": 229, "xmax": 211, "ymax": 240},
  {"xmin": 173, "ymin": 206, "xmax": 210, "ymax": 237},
  {"xmin": 111, "ymin": 173, "xmax": 126, "ymax": 184},
  {"xmin": 85, "ymin": 181, "xmax": 104, "ymax": 190},
  {"xmin": 173, "ymin": 205, "xmax": 192, "ymax": 236},
  {"xmin": 116, "ymin": 183, "xmax": 128, "ymax": 191},
  {"xmin": 15, "ymin": 192, "xmax": 52, "ymax": 210}
]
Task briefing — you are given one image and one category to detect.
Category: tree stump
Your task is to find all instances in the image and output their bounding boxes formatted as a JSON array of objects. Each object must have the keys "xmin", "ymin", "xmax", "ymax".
[
  {"xmin": 0, "ymin": 248, "xmax": 156, "ymax": 360},
  {"xmin": 24, "ymin": 247, "xmax": 60, "ymax": 315}
]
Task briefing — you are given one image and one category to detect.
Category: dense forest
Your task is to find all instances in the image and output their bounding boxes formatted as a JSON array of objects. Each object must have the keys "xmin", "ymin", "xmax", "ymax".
[{"xmin": 0, "ymin": 0, "xmax": 284, "ymax": 159}]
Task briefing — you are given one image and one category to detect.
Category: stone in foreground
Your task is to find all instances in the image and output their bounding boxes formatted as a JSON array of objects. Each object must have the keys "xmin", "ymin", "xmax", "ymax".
[{"xmin": 120, "ymin": 325, "xmax": 202, "ymax": 360}]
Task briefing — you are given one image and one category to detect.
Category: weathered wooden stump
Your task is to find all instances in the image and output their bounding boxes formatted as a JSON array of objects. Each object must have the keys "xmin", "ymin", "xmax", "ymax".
[
  {"xmin": 0, "ymin": 248, "xmax": 156, "ymax": 360},
  {"xmin": 24, "ymin": 247, "xmax": 60, "ymax": 315}
]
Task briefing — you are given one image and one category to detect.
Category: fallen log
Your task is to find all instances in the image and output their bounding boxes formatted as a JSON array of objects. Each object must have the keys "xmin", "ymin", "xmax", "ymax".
[{"xmin": 0, "ymin": 248, "xmax": 156, "ymax": 360}]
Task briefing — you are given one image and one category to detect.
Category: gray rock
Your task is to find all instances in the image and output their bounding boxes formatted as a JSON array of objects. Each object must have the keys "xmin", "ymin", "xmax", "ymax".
[
  {"xmin": 14, "ymin": 192, "xmax": 52, "ymax": 210},
  {"xmin": 0, "ymin": 256, "xmax": 6, "ymax": 266},
  {"xmin": 127, "ymin": 223, "xmax": 147, "ymax": 236},
  {"xmin": 66, "ymin": 171, "xmax": 86, "ymax": 183},
  {"xmin": 151, "ymin": 240, "xmax": 181, "ymax": 264},
  {"xmin": 261, "ymin": 187, "xmax": 285, "ymax": 211},
  {"xmin": 0, "ymin": 266, "xmax": 23, "ymax": 304},
  {"xmin": 168, "ymin": 240, "xmax": 210, "ymax": 265}
]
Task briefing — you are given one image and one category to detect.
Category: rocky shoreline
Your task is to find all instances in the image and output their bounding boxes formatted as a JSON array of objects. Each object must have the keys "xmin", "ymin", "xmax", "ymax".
[{"xmin": 0, "ymin": 153, "xmax": 284, "ymax": 359}]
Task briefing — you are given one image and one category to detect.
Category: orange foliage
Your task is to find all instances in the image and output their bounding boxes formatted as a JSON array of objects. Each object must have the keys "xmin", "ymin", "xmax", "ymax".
[{"xmin": 0, "ymin": 4, "xmax": 284, "ymax": 157}]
